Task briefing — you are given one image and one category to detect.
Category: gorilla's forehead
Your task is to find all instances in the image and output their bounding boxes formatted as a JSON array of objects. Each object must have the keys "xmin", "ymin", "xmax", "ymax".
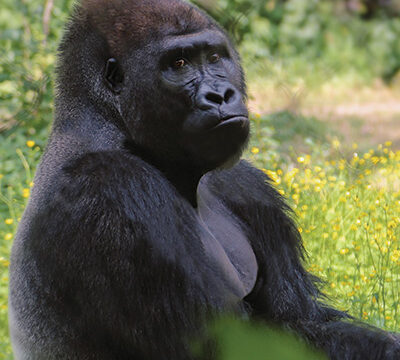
[{"xmin": 82, "ymin": 0, "xmax": 213, "ymax": 55}]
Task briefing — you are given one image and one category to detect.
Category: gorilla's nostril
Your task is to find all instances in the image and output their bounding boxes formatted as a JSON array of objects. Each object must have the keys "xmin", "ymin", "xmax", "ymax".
[
  {"xmin": 224, "ymin": 89, "xmax": 235, "ymax": 103},
  {"xmin": 205, "ymin": 92, "xmax": 224, "ymax": 105}
]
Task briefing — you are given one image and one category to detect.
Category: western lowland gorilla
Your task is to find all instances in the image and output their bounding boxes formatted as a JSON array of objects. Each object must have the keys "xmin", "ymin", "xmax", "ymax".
[{"xmin": 9, "ymin": 0, "xmax": 400, "ymax": 359}]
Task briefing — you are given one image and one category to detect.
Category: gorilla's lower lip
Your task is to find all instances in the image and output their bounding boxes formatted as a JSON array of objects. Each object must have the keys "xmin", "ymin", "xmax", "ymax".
[{"xmin": 215, "ymin": 115, "xmax": 249, "ymax": 128}]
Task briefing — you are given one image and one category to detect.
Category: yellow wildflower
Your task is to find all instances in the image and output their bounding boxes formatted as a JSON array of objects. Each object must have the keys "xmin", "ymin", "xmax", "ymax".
[
  {"xmin": 4, "ymin": 233, "xmax": 12, "ymax": 241},
  {"xmin": 332, "ymin": 138, "xmax": 340, "ymax": 149},
  {"xmin": 22, "ymin": 188, "xmax": 30, "ymax": 198}
]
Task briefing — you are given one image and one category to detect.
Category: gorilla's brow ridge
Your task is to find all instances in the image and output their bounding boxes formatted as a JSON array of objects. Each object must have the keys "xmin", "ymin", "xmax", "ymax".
[{"xmin": 162, "ymin": 31, "xmax": 228, "ymax": 53}]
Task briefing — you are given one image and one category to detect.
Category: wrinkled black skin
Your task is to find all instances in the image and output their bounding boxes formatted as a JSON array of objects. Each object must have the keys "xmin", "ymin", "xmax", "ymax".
[{"xmin": 8, "ymin": 2, "xmax": 400, "ymax": 360}]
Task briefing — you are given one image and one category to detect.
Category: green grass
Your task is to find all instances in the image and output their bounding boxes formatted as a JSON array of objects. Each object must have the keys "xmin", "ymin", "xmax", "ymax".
[
  {"xmin": 0, "ymin": 130, "xmax": 43, "ymax": 357},
  {"xmin": 248, "ymin": 112, "xmax": 400, "ymax": 331}
]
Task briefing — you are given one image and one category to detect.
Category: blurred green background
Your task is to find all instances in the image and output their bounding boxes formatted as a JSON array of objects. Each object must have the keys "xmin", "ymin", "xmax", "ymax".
[{"xmin": 1, "ymin": 0, "xmax": 400, "ymax": 358}]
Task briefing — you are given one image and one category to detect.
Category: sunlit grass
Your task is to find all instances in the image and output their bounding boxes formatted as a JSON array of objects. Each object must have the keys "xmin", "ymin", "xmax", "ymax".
[
  {"xmin": 0, "ymin": 137, "xmax": 41, "ymax": 357},
  {"xmin": 249, "ymin": 133, "xmax": 400, "ymax": 331}
]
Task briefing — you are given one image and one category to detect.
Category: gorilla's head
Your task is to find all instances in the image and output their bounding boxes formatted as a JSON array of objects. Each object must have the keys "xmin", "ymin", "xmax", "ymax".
[{"xmin": 57, "ymin": 0, "xmax": 249, "ymax": 175}]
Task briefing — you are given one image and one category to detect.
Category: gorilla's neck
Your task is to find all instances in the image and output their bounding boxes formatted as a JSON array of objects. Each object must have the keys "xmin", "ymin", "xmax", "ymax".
[
  {"xmin": 164, "ymin": 164, "xmax": 202, "ymax": 208},
  {"xmin": 125, "ymin": 141, "xmax": 202, "ymax": 207},
  {"xmin": 53, "ymin": 96, "xmax": 130, "ymax": 152}
]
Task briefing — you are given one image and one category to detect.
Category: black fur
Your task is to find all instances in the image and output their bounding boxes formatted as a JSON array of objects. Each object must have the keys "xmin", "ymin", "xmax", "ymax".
[{"xmin": 9, "ymin": 0, "xmax": 400, "ymax": 359}]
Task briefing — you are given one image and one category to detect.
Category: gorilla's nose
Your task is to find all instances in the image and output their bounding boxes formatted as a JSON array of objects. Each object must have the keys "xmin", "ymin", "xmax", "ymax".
[{"xmin": 196, "ymin": 83, "xmax": 239, "ymax": 110}]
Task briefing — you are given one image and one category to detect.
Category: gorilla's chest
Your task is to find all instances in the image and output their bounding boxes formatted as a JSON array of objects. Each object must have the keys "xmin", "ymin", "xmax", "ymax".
[{"xmin": 197, "ymin": 186, "xmax": 258, "ymax": 300}]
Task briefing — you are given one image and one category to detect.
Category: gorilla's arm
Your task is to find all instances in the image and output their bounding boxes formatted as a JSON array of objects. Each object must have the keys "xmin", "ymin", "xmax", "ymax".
[
  {"xmin": 206, "ymin": 160, "xmax": 400, "ymax": 359},
  {"xmin": 11, "ymin": 150, "xmax": 231, "ymax": 360}
]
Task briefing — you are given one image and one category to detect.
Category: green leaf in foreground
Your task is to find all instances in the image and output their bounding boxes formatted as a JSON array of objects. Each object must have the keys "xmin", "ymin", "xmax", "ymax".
[{"xmin": 206, "ymin": 317, "xmax": 327, "ymax": 360}]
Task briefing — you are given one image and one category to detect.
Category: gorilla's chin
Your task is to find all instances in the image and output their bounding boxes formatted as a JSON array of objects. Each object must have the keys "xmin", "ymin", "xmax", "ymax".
[{"xmin": 183, "ymin": 116, "xmax": 250, "ymax": 173}]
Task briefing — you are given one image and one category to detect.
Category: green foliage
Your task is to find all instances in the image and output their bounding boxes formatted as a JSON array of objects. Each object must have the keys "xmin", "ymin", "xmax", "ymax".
[
  {"xmin": 191, "ymin": 0, "xmax": 266, "ymax": 43},
  {"xmin": 205, "ymin": 317, "xmax": 326, "ymax": 360},
  {"xmin": 0, "ymin": 0, "xmax": 74, "ymax": 133},
  {"xmin": 241, "ymin": 1, "xmax": 400, "ymax": 82},
  {"xmin": 193, "ymin": 0, "xmax": 400, "ymax": 82}
]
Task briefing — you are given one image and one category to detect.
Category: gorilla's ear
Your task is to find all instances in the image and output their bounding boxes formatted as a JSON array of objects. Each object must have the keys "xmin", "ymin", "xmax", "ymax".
[{"xmin": 104, "ymin": 58, "xmax": 124, "ymax": 94}]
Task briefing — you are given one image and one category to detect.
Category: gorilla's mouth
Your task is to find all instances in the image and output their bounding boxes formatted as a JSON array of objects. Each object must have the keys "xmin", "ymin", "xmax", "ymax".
[
  {"xmin": 183, "ymin": 113, "xmax": 249, "ymax": 134},
  {"xmin": 216, "ymin": 115, "xmax": 249, "ymax": 129}
]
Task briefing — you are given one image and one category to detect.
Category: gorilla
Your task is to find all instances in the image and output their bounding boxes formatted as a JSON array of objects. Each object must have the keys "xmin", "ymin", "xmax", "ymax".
[{"xmin": 8, "ymin": 0, "xmax": 400, "ymax": 359}]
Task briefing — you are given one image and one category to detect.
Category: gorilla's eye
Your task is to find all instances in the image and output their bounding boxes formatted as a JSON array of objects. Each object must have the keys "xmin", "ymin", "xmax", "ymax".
[
  {"xmin": 174, "ymin": 58, "xmax": 186, "ymax": 69},
  {"xmin": 209, "ymin": 53, "xmax": 221, "ymax": 63}
]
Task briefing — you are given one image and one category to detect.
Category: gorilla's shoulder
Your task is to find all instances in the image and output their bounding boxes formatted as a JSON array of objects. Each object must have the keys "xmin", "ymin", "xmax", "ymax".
[
  {"xmin": 41, "ymin": 150, "xmax": 179, "ymax": 215},
  {"xmin": 64, "ymin": 150, "xmax": 164, "ymax": 184},
  {"xmin": 204, "ymin": 160, "xmax": 285, "ymax": 208}
]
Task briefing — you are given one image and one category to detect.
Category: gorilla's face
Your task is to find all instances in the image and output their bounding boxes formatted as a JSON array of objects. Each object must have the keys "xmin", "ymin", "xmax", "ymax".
[
  {"xmin": 105, "ymin": 27, "xmax": 249, "ymax": 172},
  {"xmin": 159, "ymin": 30, "xmax": 249, "ymax": 168}
]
